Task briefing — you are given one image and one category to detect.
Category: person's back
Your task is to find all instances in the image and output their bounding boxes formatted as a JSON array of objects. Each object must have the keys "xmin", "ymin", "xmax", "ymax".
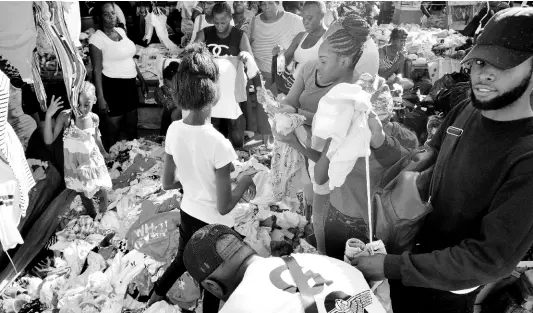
[
  {"xmin": 182, "ymin": 224, "xmax": 386, "ymax": 313},
  {"xmin": 165, "ymin": 120, "xmax": 235, "ymax": 226},
  {"xmin": 221, "ymin": 253, "xmax": 385, "ymax": 313}
]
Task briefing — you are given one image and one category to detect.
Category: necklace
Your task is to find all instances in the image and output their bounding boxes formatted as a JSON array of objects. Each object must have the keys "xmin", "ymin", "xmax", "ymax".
[{"xmin": 380, "ymin": 46, "xmax": 399, "ymax": 70}]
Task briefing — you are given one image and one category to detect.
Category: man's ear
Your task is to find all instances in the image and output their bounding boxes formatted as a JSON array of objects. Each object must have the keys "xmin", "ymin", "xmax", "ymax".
[{"xmin": 202, "ymin": 279, "xmax": 224, "ymax": 299}]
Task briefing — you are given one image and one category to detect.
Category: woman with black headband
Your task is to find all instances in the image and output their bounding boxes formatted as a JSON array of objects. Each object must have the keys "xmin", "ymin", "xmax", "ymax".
[{"xmin": 378, "ymin": 28, "xmax": 409, "ymax": 86}]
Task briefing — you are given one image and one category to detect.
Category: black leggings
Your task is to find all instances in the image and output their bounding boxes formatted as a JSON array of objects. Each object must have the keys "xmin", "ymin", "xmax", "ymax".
[
  {"xmin": 212, "ymin": 111, "xmax": 246, "ymax": 148},
  {"xmin": 154, "ymin": 210, "xmax": 220, "ymax": 313}
]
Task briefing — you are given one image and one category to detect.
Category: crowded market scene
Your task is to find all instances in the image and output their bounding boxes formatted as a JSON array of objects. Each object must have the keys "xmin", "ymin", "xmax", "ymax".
[{"xmin": 1, "ymin": 1, "xmax": 533, "ymax": 312}]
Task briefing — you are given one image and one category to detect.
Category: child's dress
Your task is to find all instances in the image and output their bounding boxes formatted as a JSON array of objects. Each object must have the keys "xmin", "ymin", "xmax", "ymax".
[{"xmin": 63, "ymin": 112, "xmax": 112, "ymax": 198}]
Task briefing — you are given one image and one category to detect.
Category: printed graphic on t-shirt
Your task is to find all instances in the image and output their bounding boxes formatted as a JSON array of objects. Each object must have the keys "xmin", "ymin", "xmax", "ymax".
[
  {"xmin": 208, "ymin": 43, "xmax": 230, "ymax": 57},
  {"xmin": 269, "ymin": 263, "xmax": 334, "ymax": 294},
  {"xmin": 132, "ymin": 220, "xmax": 170, "ymax": 249},
  {"xmin": 325, "ymin": 290, "xmax": 372, "ymax": 313},
  {"xmin": 268, "ymin": 260, "xmax": 373, "ymax": 313}
]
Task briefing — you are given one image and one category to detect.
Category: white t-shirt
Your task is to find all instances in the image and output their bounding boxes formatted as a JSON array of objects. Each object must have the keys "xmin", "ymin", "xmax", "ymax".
[
  {"xmin": 251, "ymin": 12, "xmax": 305, "ymax": 73},
  {"xmin": 89, "ymin": 28, "xmax": 137, "ymax": 79},
  {"xmin": 165, "ymin": 121, "xmax": 237, "ymax": 226},
  {"xmin": 220, "ymin": 254, "xmax": 386, "ymax": 313},
  {"xmin": 355, "ymin": 38, "xmax": 380, "ymax": 77}
]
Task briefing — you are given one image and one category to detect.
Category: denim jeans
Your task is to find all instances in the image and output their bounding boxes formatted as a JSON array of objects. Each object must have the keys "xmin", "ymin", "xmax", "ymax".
[
  {"xmin": 389, "ymin": 280, "xmax": 480, "ymax": 313},
  {"xmin": 324, "ymin": 206, "xmax": 369, "ymax": 260}
]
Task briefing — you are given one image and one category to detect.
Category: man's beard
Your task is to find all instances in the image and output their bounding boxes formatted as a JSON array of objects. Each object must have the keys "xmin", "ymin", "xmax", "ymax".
[{"xmin": 470, "ymin": 70, "xmax": 532, "ymax": 111}]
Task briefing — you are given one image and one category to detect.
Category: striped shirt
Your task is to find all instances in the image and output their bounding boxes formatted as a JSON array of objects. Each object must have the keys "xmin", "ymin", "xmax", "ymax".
[
  {"xmin": 250, "ymin": 12, "xmax": 304, "ymax": 73},
  {"xmin": 0, "ymin": 70, "xmax": 35, "ymax": 220}
]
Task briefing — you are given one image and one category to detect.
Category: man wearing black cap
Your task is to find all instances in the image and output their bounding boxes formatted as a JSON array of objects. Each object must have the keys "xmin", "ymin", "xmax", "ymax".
[
  {"xmin": 183, "ymin": 224, "xmax": 387, "ymax": 313},
  {"xmin": 353, "ymin": 7, "xmax": 533, "ymax": 313}
]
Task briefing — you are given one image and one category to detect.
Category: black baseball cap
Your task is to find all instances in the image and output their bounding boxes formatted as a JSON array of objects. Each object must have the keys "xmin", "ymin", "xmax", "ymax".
[
  {"xmin": 462, "ymin": 7, "xmax": 533, "ymax": 70},
  {"xmin": 183, "ymin": 225, "xmax": 244, "ymax": 283}
]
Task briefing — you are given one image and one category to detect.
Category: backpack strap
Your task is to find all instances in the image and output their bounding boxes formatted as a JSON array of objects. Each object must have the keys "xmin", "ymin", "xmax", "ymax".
[
  {"xmin": 428, "ymin": 103, "xmax": 477, "ymax": 203},
  {"xmin": 282, "ymin": 256, "xmax": 319, "ymax": 313}
]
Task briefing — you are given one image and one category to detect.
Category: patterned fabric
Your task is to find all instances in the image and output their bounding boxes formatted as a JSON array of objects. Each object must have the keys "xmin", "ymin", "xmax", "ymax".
[
  {"xmin": 63, "ymin": 112, "xmax": 112, "ymax": 198},
  {"xmin": 356, "ymin": 73, "xmax": 394, "ymax": 121},
  {"xmin": 270, "ymin": 113, "xmax": 308, "ymax": 203}
]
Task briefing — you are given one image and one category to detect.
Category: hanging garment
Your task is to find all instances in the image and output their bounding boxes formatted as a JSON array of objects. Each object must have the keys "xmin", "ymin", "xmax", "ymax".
[
  {"xmin": 149, "ymin": 10, "xmax": 180, "ymax": 54},
  {"xmin": 211, "ymin": 57, "xmax": 243, "ymax": 120},
  {"xmin": 63, "ymin": 113, "xmax": 112, "ymax": 198},
  {"xmin": 34, "ymin": 1, "xmax": 86, "ymax": 116},
  {"xmin": 0, "ymin": 158, "xmax": 23, "ymax": 250},
  {"xmin": 176, "ymin": 2, "xmax": 197, "ymax": 37},
  {"xmin": 313, "ymin": 83, "xmax": 372, "ymax": 190},
  {"xmin": 0, "ymin": 2, "xmax": 36, "ymax": 82},
  {"xmin": 0, "ymin": 123, "xmax": 34, "ymax": 225},
  {"xmin": 269, "ymin": 113, "xmax": 309, "ymax": 202},
  {"xmin": 7, "ymin": 85, "xmax": 37, "ymax": 151},
  {"xmin": 63, "ymin": 2, "xmax": 82, "ymax": 48}
]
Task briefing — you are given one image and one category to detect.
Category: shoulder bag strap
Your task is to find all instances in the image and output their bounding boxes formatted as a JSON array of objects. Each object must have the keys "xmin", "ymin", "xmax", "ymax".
[
  {"xmin": 282, "ymin": 256, "xmax": 319, "ymax": 313},
  {"xmin": 428, "ymin": 103, "xmax": 477, "ymax": 203}
]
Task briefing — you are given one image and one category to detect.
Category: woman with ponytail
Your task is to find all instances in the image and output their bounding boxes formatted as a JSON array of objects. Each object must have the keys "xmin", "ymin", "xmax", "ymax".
[
  {"xmin": 266, "ymin": 13, "xmax": 371, "ymax": 255},
  {"xmin": 270, "ymin": 13, "xmax": 418, "ymax": 259}
]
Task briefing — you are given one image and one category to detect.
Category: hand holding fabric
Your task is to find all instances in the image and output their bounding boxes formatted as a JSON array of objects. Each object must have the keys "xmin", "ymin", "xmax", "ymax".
[
  {"xmin": 266, "ymin": 103, "xmax": 296, "ymax": 117},
  {"xmin": 352, "ymin": 254, "xmax": 387, "ymax": 281},
  {"xmin": 273, "ymin": 128, "xmax": 299, "ymax": 147}
]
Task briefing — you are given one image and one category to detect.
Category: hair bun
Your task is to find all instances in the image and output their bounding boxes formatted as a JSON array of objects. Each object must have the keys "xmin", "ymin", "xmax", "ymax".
[{"xmin": 341, "ymin": 13, "xmax": 370, "ymax": 42}]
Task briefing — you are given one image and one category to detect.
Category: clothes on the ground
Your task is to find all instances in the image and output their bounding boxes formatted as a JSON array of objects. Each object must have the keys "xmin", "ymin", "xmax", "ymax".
[
  {"xmin": 63, "ymin": 112, "xmax": 112, "ymax": 199},
  {"xmin": 154, "ymin": 210, "xmax": 221, "ymax": 313},
  {"xmin": 293, "ymin": 33, "xmax": 324, "ymax": 75},
  {"xmin": 165, "ymin": 120, "xmax": 237, "ymax": 226},
  {"xmin": 374, "ymin": 101, "xmax": 533, "ymax": 292},
  {"xmin": 356, "ymin": 38, "xmax": 380, "ymax": 77},
  {"xmin": 89, "ymin": 28, "xmax": 137, "ymax": 79},
  {"xmin": 250, "ymin": 12, "xmax": 304, "ymax": 73},
  {"xmin": 219, "ymin": 253, "xmax": 386, "ymax": 313}
]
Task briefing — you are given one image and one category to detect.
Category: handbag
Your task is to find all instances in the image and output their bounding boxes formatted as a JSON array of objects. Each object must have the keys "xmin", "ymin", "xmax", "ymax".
[{"xmin": 373, "ymin": 103, "xmax": 477, "ymax": 255}]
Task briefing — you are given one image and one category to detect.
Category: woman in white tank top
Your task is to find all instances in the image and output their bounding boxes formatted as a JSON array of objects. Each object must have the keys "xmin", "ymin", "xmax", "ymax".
[{"xmin": 281, "ymin": 1, "xmax": 327, "ymax": 75}]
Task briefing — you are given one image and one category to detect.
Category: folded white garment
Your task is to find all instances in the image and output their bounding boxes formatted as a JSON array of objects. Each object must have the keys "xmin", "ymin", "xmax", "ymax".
[{"xmin": 313, "ymin": 83, "xmax": 372, "ymax": 189}]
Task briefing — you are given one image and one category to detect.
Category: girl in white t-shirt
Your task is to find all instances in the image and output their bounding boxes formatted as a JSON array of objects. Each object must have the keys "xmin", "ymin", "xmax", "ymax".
[{"xmin": 147, "ymin": 43, "xmax": 255, "ymax": 313}]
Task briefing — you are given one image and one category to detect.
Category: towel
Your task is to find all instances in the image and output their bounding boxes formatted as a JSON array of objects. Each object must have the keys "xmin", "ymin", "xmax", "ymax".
[{"xmin": 313, "ymin": 83, "xmax": 372, "ymax": 189}]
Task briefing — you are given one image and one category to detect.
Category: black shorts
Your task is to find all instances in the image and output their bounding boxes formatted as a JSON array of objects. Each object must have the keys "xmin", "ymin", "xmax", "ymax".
[{"xmin": 102, "ymin": 75, "xmax": 139, "ymax": 117}]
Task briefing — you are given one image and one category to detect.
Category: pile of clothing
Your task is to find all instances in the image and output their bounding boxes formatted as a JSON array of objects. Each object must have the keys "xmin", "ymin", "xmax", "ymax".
[
  {"xmin": 370, "ymin": 23, "xmax": 470, "ymax": 63},
  {"xmin": 1, "ymin": 136, "xmax": 313, "ymax": 313}
]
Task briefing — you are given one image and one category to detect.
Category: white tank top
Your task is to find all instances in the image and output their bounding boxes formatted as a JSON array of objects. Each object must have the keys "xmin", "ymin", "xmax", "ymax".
[{"xmin": 293, "ymin": 32, "xmax": 323, "ymax": 71}]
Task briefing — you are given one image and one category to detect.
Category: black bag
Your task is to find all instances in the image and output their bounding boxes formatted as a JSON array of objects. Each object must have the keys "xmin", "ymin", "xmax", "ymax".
[{"xmin": 373, "ymin": 104, "xmax": 477, "ymax": 254}]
